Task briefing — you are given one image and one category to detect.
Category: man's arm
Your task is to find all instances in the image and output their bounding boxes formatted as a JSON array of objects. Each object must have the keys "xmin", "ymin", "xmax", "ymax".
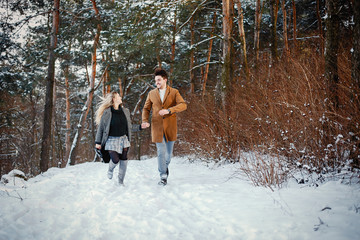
[{"xmin": 168, "ymin": 90, "xmax": 187, "ymax": 113}]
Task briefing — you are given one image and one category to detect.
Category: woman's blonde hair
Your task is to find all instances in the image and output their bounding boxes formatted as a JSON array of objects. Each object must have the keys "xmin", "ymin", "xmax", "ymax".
[{"xmin": 95, "ymin": 91, "xmax": 119, "ymax": 126}]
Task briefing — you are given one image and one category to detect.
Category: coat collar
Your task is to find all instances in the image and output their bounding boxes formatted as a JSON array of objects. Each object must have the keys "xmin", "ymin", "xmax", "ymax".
[
  {"xmin": 163, "ymin": 85, "xmax": 171, "ymax": 103},
  {"xmin": 155, "ymin": 85, "xmax": 171, "ymax": 104}
]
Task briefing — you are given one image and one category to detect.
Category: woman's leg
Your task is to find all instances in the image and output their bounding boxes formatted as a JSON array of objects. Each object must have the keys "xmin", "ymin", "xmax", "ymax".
[
  {"xmin": 108, "ymin": 151, "xmax": 120, "ymax": 179},
  {"xmin": 119, "ymin": 147, "xmax": 128, "ymax": 160},
  {"xmin": 118, "ymin": 148, "xmax": 129, "ymax": 185}
]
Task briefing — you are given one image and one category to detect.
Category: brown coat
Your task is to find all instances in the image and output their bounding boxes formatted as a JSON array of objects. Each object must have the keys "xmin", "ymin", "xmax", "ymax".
[{"xmin": 142, "ymin": 86, "xmax": 187, "ymax": 143}]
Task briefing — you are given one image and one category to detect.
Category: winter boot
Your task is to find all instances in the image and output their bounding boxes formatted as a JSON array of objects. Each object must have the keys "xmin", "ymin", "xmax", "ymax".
[
  {"xmin": 158, "ymin": 178, "xmax": 167, "ymax": 186},
  {"xmin": 107, "ymin": 160, "xmax": 117, "ymax": 179}
]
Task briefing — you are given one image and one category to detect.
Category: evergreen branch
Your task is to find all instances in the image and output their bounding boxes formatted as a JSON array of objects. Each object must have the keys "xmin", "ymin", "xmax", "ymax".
[
  {"xmin": 60, "ymin": 8, "xmax": 92, "ymax": 20},
  {"xmin": 176, "ymin": 0, "xmax": 209, "ymax": 35},
  {"xmin": 94, "ymin": 64, "xmax": 109, "ymax": 91},
  {"xmin": 12, "ymin": 10, "xmax": 51, "ymax": 36}
]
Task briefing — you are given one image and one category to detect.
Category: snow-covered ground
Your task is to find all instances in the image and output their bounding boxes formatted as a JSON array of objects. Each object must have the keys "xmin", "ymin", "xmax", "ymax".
[{"xmin": 1, "ymin": 156, "xmax": 359, "ymax": 240}]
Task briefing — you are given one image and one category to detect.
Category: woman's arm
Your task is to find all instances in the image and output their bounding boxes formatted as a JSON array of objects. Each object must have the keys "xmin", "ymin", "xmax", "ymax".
[
  {"xmin": 131, "ymin": 124, "xmax": 143, "ymax": 132},
  {"xmin": 95, "ymin": 111, "xmax": 107, "ymax": 147}
]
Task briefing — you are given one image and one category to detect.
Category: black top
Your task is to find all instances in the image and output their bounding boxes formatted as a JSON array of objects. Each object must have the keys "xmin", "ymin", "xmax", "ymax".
[{"xmin": 109, "ymin": 106, "xmax": 128, "ymax": 137}]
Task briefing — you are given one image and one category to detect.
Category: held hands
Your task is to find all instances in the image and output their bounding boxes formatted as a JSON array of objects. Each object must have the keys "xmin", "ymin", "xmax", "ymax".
[{"xmin": 141, "ymin": 122, "xmax": 150, "ymax": 129}]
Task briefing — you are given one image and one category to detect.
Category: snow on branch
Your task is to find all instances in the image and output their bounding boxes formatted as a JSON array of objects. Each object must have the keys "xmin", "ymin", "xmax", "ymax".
[
  {"xmin": 191, "ymin": 61, "xmax": 220, "ymax": 71},
  {"xmin": 191, "ymin": 36, "xmax": 217, "ymax": 49},
  {"xmin": 124, "ymin": 74, "xmax": 153, "ymax": 97},
  {"xmin": 132, "ymin": 86, "xmax": 151, "ymax": 116},
  {"xmin": 288, "ymin": 36, "xmax": 320, "ymax": 41},
  {"xmin": 177, "ymin": 0, "xmax": 209, "ymax": 35}
]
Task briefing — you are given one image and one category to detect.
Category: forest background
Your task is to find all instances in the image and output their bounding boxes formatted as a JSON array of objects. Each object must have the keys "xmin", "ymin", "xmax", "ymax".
[{"xmin": 1, "ymin": 0, "xmax": 359, "ymax": 188}]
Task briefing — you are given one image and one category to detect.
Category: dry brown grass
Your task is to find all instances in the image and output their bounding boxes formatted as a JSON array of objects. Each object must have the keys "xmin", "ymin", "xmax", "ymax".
[{"xmin": 180, "ymin": 48, "xmax": 360, "ymax": 187}]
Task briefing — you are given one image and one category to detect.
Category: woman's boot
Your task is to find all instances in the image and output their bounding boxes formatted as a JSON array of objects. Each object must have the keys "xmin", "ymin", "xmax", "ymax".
[
  {"xmin": 107, "ymin": 160, "xmax": 117, "ymax": 179},
  {"xmin": 118, "ymin": 160, "xmax": 128, "ymax": 185}
]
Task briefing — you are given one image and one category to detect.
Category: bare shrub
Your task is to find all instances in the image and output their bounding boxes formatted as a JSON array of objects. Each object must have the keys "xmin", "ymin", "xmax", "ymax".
[
  {"xmin": 237, "ymin": 151, "xmax": 289, "ymax": 191},
  {"xmin": 180, "ymin": 94, "xmax": 247, "ymax": 162},
  {"xmin": 180, "ymin": 47, "xmax": 359, "ymax": 187}
]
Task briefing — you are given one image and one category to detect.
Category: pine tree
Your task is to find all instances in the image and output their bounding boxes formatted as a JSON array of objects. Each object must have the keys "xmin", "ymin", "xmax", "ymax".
[{"xmin": 40, "ymin": 0, "xmax": 60, "ymax": 172}]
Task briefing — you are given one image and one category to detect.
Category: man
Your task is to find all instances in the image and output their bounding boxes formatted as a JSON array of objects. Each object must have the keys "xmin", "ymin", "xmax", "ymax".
[{"xmin": 141, "ymin": 68, "xmax": 187, "ymax": 185}]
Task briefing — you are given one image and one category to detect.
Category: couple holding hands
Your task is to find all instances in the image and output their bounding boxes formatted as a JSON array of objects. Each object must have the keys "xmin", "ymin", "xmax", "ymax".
[{"xmin": 95, "ymin": 68, "xmax": 187, "ymax": 186}]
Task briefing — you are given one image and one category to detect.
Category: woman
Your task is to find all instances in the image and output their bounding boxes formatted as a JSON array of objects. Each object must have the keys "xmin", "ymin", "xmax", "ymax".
[{"xmin": 95, "ymin": 91, "xmax": 140, "ymax": 185}]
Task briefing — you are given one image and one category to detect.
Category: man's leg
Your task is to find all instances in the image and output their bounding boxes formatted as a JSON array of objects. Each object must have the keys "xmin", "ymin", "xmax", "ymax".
[
  {"xmin": 156, "ymin": 136, "xmax": 175, "ymax": 185},
  {"xmin": 165, "ymin": 139, "xmax": 175, "ymax": 176},
  {"xmin": 156, "ymin": 137, "xmax": 167, "ymax": 180}
]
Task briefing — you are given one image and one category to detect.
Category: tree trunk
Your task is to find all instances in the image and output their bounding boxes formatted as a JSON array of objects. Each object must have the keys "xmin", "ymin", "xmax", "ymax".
[
  {"xmin": 235, "ymin": 0, "xmax": 249, "ymax": 79},
  {"xmin": 51, "ymin": 78, "xmax": 57, "ymax": 168},
  {"xmin": 218, "ymin": 0, "xmax": 234, "ymax": 107},
  {"xmin": 350, "ymin": 0, "xmax": 360, "ymax": 168},
  {"xmin": 102, "ymin": 54, "xmax": 111, "ymax": 95},
  {"xmin": 64, "ymin": 64, "xmax": 71, "ymax": 166},
  {"xmin": 292, "ymin": 0, "xmax": 297, "ymax": 51},
  {"xmin": 169, "ymin": 8, "xmax": 177, "ymax": 87},
  {"xmin": 351, "ymin": 0, "xmax": 360, "ymax": 87},
  {"xmin": 40, "ymin": 0, "xmax": 60, "ymax": 173},
  {"xmin": 132, "ymin": 86, "xmax": 150, "ymax": 161},
  {"xmin": 323, "ymin": 0, "xmax": 340, "ymax": 166},
  {"xmin": 270, "ymin": 0, "xmax": 279, "ymax": 61},
  {"xmin": 105, "ymin": 67, "xmax": 110, "ymax": 93},
  {"xmin": 30, "ymin": 91, "xmax": 38, "ymax": 176},
  {"xmin": 90, "ymin": 99, "xmax": 96, "ymax": 162},
  {"xmin": 102, "ymin": 72, "xmax": 106, "ymax": 96},
  {"xmin": 254, "ymin": 0, "xmax": 264, "ymax": 67},
  {"xmin": 202, "ymin": 11, "xmax": 217, "ymax": 98},
  {"xmin": 189, "ymin": 15, "xmax": 196, "ymax": 94},
  {"xmin": 316, "ymin": 0, "xmax": 324, "ymax": 56},
  {"xmin": 67, "ymin": 0, "xmax": 100, "ymax": 166},
  {"xmin": 325, "ymin": 0, "xmax": 340, "ymax": 109},
  {"xmin": 118, "ymin": 77, "xmax": 123, "ymax": 97},
  {"xmin": 281, "ymin": 0, "xmax": 290, "ymax": 59}
]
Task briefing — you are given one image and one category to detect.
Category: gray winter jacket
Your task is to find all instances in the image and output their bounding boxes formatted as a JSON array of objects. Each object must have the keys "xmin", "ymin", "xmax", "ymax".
[{"xmin": 95, "ymin": 107, "xmax": 132, "ymax": 148}]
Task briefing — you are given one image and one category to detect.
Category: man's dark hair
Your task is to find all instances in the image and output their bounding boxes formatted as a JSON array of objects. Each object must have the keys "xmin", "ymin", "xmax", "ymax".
[{"xmin": 154, "ymin": 68, "xmax": 168, "ymax": 80}]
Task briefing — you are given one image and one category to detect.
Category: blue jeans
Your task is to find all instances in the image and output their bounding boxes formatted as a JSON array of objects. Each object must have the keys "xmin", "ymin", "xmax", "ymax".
[{"xmin": 156, "ymin": 136, "xmax": 175, "ymax": 180}]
